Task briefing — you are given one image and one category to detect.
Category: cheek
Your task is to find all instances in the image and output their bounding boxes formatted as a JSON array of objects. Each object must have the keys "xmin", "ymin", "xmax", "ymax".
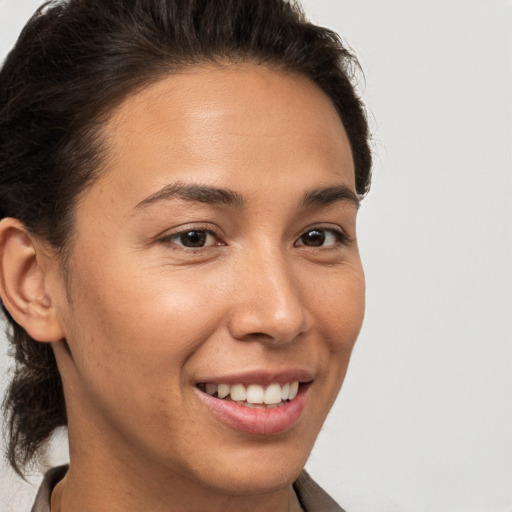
[
  {"xmin": 313, "ymin": 264, "xmax": 365, "ymax": 351},
  {"xmin": 308, "ymin": 264, "xmax": 365, "ymax": 404},
  {"xmin": 58, "ymin": 263, "xmax": 229, "ymax": 456},
  {"xmin": 61, "ymin": 256, "xmax": 225, "ymax": 405}
]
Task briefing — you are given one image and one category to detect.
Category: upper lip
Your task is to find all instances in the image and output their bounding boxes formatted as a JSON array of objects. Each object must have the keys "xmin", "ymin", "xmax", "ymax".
[{"xmin": 195, "ymin": 368, "xmax": 314, "ymax": 386}]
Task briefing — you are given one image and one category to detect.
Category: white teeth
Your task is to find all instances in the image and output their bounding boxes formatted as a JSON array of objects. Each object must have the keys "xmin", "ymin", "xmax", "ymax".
[
  {"xmin": 201, "ymin": 381, "xmax": 301, "ymax": 405},
  {"xmin": 230, "ymin": 383, "xmax": 247, "ymax": 402},
  {"xmin": 246, "ymin": 384, "xmax": 264, "ymax": 404},
  {"xmin": 206, "ymin": 383, "xmax": 217, "ymax": 396},
  {"xmin": 264, "ymin": 383, "xmax": 283, "ymax": 404},
  {"xmin": 217, "ymin": 384, "xmax": 230, "ymax": 399},
  {"xmin": 289, "ymin": 381, "xmax": 299, "ymax": 400}
]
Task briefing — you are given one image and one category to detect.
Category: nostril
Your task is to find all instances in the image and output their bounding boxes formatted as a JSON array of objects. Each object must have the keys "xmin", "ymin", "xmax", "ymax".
[
  {"xmin": 248, "ymin": 332, "xmax": 272, "ymax": 339},
  {"xmin": 236, "ymin": 331, "xmax": 279, "ymax": 344}
]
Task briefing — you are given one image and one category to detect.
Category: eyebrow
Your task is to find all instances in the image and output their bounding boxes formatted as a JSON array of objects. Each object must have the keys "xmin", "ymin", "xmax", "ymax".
[
  {"xmin": 134, "ymin": 182, "xmax": 246, "ymax": 210},
  {"xmin": 134, "ymin": 182, "xmax": 359, "ymax": 212},
  {"xmin": 301, "ymin": 185, "xmax": 360, "ymax": 210}
]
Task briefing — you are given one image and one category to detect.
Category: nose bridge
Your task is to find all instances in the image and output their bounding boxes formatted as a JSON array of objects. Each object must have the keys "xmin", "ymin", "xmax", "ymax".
[{"xmin": 228, "ymin": 242, "xmax": 307, "ymax": 344}]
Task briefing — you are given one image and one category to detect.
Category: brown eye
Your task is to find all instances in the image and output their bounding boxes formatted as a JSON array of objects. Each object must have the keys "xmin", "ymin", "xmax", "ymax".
[
  {"xmin": 300, "ymin": 229, "xmax": 325, "ymax": 246},
  {"xmin": 180, "ymin": 231, "xmax": 206, "ymax": 247},
  {"xmin": 167, "ymin": 230, "xmax": 216, "ymax": 248},
  {"xmin": 296, "ymin": 228, "xmax": 344, "ymax": 247}
]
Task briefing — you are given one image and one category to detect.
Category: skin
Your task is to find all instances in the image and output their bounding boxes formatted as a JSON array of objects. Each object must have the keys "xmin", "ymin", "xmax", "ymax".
[{"xmin": 0, "ymin": 64, "xmax": 365, "ymax": 512}]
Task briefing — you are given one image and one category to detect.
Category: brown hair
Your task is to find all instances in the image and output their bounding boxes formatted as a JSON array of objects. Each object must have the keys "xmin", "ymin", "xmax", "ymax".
[{"xmin": 0, "ymin": 0, "xmax": 372, "ymax": 476}]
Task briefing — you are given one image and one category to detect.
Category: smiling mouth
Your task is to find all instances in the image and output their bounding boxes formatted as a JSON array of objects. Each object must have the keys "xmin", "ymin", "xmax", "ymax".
[{"xmin": 196, "ymin": 381, "xmax": 301, "ymax": 409}]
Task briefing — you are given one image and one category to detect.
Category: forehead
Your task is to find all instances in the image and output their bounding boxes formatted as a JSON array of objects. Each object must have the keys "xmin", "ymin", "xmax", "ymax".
[
  {"xmin": 108, "ymin": 63, "xmax": 346, "ymax": 136},
  {"xmin": 87, "ymin": 64, "xmax": 355, "ymax": 217}
]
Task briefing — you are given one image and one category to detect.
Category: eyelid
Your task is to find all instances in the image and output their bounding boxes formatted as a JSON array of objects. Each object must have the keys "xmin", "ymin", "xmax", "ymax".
[
  {"xmin": 157, "ymin": 223, "xmax": 225, "ymax": 248},
  {"xmin": 155, "ymin": 223, "xmax": 350, "ymax": 250},
  {"xmin": 294, "ymin": 225, "xmax": 350, "ymax": 247}
]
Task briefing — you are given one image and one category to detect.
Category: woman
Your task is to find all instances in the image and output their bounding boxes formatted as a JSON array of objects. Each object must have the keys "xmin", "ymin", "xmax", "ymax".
[{"xmin": 0, "ymin": 0, "xmax": 372, "ymax": 510}]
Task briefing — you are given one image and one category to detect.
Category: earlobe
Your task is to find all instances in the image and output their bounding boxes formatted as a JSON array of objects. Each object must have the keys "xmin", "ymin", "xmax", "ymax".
[{"xmin": 0, "ymin": 218, "xmax": 65, "ymax": 343}]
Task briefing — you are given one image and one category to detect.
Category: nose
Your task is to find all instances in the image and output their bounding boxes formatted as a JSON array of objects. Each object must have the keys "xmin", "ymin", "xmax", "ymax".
[{"xmin": 227, "ymin": 247, "xmax": 308, "ymax": 346}]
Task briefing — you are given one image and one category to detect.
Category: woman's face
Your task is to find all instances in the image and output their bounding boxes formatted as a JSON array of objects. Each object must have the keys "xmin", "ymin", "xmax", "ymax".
[{"xmin": 51, "ymin": 65, "xmax": 365, "ymax": 496}]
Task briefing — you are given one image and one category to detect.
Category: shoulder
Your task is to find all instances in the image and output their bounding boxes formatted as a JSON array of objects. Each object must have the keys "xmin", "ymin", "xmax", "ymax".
[
  {"xmin": 31, "ymin": 465, "xmax": 68, "ymax": 512},
  {"xmin": 294, "ymin": 471, "xmax": 347, "ymax": 512}
]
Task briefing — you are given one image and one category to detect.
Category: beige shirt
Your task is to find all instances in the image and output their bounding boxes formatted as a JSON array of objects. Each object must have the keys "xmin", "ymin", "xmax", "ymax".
[{"xmin": 31, "ymin": 465, "xmax": 345, "ymax": 512}]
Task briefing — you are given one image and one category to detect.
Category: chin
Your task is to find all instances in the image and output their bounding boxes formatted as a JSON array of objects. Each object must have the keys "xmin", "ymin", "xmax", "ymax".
[
  {"xmin": 202, "ymin": 464, "xmax": 303, "ymax": 497},
  {"xmin": 186, "ymin": 437, "xmax": 312, "ymax": 496}
]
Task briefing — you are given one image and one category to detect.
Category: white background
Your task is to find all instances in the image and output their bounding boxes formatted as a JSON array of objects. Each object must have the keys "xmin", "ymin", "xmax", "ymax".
[{"xmin": 1, "ymin": 1, "xmax": 511, "ymax": 511}]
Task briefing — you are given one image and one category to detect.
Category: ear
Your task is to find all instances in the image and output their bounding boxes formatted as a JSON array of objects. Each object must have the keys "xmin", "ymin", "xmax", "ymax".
[{"xmin": 0, "ymin": 218, "xmax": 65, "ymax": 342}]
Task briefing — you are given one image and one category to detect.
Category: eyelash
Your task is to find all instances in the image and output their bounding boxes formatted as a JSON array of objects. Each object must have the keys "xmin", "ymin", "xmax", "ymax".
[
  {"xmin": 294, "ymin": 227, "xmax": 349, "ymax": 249},
  {"xmin": 158, "ymin": 225, "xmax": 223, "ymax": 250},
  {"xmin": 158, "ymin": 226, "xmax": 349, "ymax": 251}
]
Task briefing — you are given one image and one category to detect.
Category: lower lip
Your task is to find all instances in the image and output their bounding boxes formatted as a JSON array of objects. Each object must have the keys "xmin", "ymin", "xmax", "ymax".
[{"xmin": 195, "ymin": 384, "xmax": 310, "ymax": 435}]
